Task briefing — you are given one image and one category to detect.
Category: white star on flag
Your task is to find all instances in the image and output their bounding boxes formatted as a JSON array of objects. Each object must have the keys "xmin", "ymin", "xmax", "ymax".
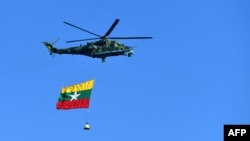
[{"xmin": 70, "ymin": 91, "xmax": 80, "ymax": 101}]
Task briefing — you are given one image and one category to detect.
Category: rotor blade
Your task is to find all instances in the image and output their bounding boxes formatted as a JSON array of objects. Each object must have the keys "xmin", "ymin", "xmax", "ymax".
[
  {"xmin": 66, "ymin": 38, "xmax": 100, "ymax": 43},
  {"xmin": 103, "ymin": 19, "xmax": 120, "ymax": 37},
  {"xmin": 51, "ymin": 38, "xmax": 59, "ymax": 45},
  {"xmin": 108, "ymin": 37, "xmax": 153, "ymax": 39},
  {"xmin": 63, "ymin": 21, "xmax": 102, "ymax": 38}
]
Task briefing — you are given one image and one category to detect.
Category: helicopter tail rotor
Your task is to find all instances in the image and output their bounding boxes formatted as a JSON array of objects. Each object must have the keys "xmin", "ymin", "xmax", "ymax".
[
  {"xmin": 42, "ymin": 41, "xmax": 57, "ymax": 55},
  {"xmin": 51, "ymin": 38, "xmax": 59, "ymax": 45}
]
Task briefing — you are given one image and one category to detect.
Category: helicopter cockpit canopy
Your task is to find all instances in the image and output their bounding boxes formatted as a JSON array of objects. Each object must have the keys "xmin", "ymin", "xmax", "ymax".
[{"xmin": 114, "ymin": 41, "xmax": 123, "ymax": 46}]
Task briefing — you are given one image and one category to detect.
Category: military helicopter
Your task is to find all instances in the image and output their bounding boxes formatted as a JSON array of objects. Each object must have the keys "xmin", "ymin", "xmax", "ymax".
[{"xmin": 42, "ymin": 19, "xmax": 152, "ymax": 62}]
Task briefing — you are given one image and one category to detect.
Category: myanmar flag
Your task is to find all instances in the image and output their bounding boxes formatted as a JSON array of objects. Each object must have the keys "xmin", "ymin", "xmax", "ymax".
[{"xmin": 56, "ymin": 79, "xmax": 95, "ymax": 110}]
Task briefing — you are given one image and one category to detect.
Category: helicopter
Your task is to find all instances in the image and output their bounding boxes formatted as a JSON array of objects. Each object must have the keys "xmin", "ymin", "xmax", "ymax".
[{"xmin": 42, "ymin": 19, "xmax": 152, "ymax": 62}]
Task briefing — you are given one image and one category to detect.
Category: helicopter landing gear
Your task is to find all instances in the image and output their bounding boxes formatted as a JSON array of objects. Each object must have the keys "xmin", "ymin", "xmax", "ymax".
[{"xmin": 101, "ymin": 57, "xmax": 106, "ymax": 63}]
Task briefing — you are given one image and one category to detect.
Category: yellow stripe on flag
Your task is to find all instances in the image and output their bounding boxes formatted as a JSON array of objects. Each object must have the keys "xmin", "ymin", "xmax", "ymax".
[{"xmin": 61, "ymin": 79, "xmax": 95, "ymax": 94}]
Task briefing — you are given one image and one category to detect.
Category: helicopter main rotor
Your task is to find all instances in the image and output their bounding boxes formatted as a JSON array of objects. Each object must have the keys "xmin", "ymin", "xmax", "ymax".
[
  {"xmin": 63, "ymin": 21, "xmax": 102, "ymax": 38},
  {"xmin": 64, "ymin": 18, "xmax": 152, "ymax": 43}
]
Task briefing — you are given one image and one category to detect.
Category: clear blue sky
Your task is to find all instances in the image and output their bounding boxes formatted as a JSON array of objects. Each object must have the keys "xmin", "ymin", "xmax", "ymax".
[{"xmin": 1, "ymin": 0, "xmax": 250, "ymax": 140}]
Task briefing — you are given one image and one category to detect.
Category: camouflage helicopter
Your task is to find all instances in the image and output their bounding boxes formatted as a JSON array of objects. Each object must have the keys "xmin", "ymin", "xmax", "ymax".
[{"xmin": 42, "ymin": 19, "xmax": 152, "ymax": 62}]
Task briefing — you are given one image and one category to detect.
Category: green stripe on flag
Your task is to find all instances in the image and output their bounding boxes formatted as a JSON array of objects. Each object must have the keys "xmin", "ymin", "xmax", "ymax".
[{"xmin": 58, "ymin": 89, "xmax": 92, "ymax": 101}]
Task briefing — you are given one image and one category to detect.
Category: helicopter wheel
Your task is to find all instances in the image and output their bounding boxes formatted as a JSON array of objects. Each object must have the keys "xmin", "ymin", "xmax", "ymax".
[{"xmin": 101, "ymin": 57, "xmax": 106, "ymax": 62}]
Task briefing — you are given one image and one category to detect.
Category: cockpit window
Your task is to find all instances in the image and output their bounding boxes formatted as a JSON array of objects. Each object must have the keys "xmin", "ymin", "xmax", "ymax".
[{"xmin": 116, "ymin": 41, "xmax": 121, "ymax": 46}]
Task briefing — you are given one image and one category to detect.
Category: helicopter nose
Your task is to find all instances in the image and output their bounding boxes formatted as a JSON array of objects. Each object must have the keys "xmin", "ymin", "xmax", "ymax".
[
  {"xmin": 129, "ymin": 49, "xmax": 134, "ymax": 54},
  {"xmin": 126, "ymin": 48, "xmax": 133, "ymax": 57}
]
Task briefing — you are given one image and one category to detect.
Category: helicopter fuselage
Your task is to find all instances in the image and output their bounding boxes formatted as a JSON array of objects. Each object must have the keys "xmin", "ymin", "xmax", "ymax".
[
  {"xmin": 44, "ymin": 40, "xmax": 134, "ymax": 62},
  {"xmin": 43, "ymin": 18, "xmax": 151, "ymax": 62}
]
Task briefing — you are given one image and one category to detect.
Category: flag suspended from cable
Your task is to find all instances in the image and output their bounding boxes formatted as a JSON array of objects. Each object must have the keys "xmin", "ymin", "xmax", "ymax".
[{"xmin": 56, "ymin": 79, "xmax": 95, "ymax": 110}]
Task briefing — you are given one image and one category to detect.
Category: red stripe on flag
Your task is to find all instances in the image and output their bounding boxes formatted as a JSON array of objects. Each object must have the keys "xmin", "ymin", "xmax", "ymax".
[{"xmin": 56, "ymin": 99, "xmax": 90, "ymax": 110}]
